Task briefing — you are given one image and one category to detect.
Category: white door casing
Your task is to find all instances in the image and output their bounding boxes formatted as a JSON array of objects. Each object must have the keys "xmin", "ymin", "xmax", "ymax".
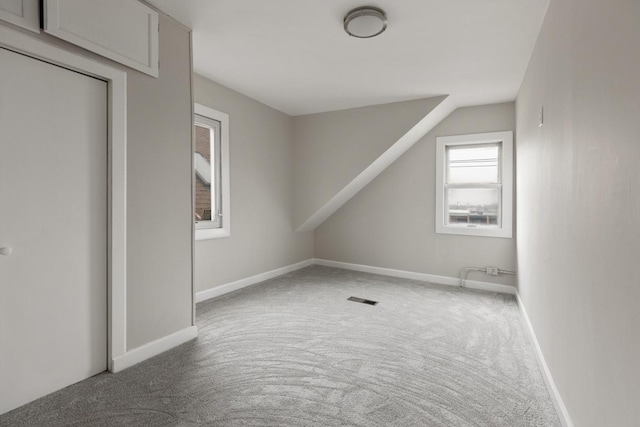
[{"xmin": 0, "ymin": 19, "xmax": 127, "ymax": 399}]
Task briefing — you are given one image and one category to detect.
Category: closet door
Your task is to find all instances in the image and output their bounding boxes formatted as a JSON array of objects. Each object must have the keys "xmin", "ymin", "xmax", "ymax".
[{"xmin": 0, "ymin": 46, "xmax": 107, "ymax": 414}]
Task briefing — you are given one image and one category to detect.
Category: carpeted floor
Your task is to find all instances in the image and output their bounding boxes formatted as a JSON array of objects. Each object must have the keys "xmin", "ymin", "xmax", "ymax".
[{"xmin": 0, "ymin": 265, "xmax": 561, "ymax": 426}]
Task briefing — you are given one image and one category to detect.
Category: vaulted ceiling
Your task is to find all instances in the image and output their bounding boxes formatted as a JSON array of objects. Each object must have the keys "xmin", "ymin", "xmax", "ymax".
[{"xmin": 147, "ymin": 0, "xmax": 550, "ymax": 116}]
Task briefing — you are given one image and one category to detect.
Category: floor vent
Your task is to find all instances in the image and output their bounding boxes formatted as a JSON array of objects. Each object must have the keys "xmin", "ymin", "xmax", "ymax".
[{"xmin": 347, "ymin": 296, "xmax": 378, "ymax": 306}]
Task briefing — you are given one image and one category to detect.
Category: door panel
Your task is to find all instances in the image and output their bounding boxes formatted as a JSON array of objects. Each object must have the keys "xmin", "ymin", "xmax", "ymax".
[{"xmin": 0, "ymin": 47, "xmax": 107, "ymax": 414}]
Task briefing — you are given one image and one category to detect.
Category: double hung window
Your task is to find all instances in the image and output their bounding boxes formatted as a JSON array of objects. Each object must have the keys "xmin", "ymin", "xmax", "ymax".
[{"xmin": 435, "ymin": 131, "xmax": 513, "ymax": 238}]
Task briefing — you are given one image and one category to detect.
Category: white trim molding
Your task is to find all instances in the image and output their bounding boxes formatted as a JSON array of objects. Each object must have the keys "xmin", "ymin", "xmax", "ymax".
[
  {"xmin": 0, "ymin": 24, "xmax": 128, "ymax": 372},
  {"xmin": 516, "ymin": 294, "xmax": 574, "ymax": 427},
  {"xmin": 111, "ymin": 326, "xmax": 198, "ymax": 372},
  {"xmin": 314, "ymin": 259, "xmax": 516, "ymax": 294},
  {"xmin": 196, "ymin": 258, "xmax": 516, "ymax": 305},
  {"xmin": 196, "ymin": 259, "xmax": 315, "ymax": 303},
  {"xmin": 194, "ymin": 103, "xmax": 231, "ymax": 240},
  {"xmin": 435, "ymin": 131, "xmax": 514, "ymax": 239}
]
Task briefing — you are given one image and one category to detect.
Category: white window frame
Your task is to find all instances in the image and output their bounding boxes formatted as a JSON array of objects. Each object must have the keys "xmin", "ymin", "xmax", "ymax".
[
  {"xmin": 194, "ymin": 103, "xmax": 230, "ymax": 240},
  {"xmin": 435, "ymin": 131, "xmax": 513, "ymax": 238},
  {"xmin": 194, "ymin": 115, "xmax": 221, "ymax": 229}
]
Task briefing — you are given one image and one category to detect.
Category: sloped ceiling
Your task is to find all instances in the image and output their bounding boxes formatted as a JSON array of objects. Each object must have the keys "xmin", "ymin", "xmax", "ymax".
[
  {"xmin": 148, "ymin": 0, "xmax": 549, "ymax": 231},
  {"xmin": 293, "ymin": 96, "xmax": 454, "ymax": 231}
]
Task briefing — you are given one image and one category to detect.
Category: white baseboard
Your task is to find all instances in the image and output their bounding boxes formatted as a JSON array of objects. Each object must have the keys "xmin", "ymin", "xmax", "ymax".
[
  {"xmin": 516, "ymin": 293, "xmax": 573, "ymax": 427},
  {"xmin": 121, "ymin": 261, "xmax": 566, "ymax": 426},
  {"xmin": 110, "ymin": 325, "xmax": 198, "ymax": 373},
  {"xmin": 195, "ymin": 258, "xmax": 516, "ymax": 306},
  {"xmin": 314, "ymin": 259, "xmax": 517, "ymax": 295},
  {"xmin": 195, "ymin": 258, "xmax": 315, "ymax": 303}
]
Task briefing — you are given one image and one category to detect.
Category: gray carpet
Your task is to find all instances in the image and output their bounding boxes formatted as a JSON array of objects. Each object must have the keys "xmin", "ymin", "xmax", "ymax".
[{"xmin": 0, "ymin": 265, "xmax": 560, "ymax": 426}]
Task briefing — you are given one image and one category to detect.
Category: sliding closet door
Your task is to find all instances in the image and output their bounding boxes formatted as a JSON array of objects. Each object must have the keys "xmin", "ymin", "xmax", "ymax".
[{"xmin": 0, "ymin": 46, "xmax": 107, "ymax": 414}]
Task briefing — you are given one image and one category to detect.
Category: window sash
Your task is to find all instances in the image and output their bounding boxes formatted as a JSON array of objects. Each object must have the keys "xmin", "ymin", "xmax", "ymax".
[
  {"xmin": 444, "ymin": 143, "xmax": 503, "ymax": 228},
  {"xmin": 445, "ymin": 142, "xmax": 502, "ymax": 185},
  {"xmin": 194, "ymin": 114, "xmax": 222, "ymax": 230},
  {"xmin": 443, "ymin": 183, "xmax": 502, "ymax": 228}
]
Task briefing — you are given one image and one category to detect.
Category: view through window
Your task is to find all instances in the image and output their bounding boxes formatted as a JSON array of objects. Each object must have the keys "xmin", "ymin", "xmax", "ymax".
[
  {"xmin": 445, "ymin": 143, "xmax": 500, "ymax": 227},
  {"xmin": 194, "ymin": 114, "xmax": 222, "ymax": 229}
]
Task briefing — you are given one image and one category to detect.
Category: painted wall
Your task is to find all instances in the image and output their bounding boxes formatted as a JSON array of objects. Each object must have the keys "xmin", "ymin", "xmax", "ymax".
[
  {"xmin": 0, "ymin": 13, "xmax": 195, "ymax": 351},
  {"xmin": 125, "ymin": 14, "xmax": 193, "ymax": 349},
  {"xmin": 315, "ymin": 103, "xmax": 517, "ymax": 286},
  {"xmin": 194, "ymin": 74, "xmax": 314, "ymax": 292},
  {"xmin": 516, "ymin": 0, "xmax": 640, "ymax": 425},
  {"xmin": 293, "ymin": 97, "xmax": 445, "ymax": 230}
]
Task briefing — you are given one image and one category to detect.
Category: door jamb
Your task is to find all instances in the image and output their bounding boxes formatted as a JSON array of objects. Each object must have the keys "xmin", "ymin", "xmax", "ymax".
[{"xmin": 0, "ymin": 24, "xmax": 127, "ymax": 372}]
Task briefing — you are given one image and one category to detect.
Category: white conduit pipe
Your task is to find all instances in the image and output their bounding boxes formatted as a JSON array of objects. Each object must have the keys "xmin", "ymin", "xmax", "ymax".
[
  {"xmin": 459, "ymin": 267, "xmax": 517, "ymax": 288},
  {"xmin": 460, "ymin": 267, "xmax": 484, "ymax": 288}
]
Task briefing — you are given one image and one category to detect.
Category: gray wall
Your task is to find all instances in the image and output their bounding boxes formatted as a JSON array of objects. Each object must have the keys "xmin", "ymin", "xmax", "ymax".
[
  {"xmin": 126, "ymin": 14, "xmax": 193, "ymax": 349},
  {"xmin": 315, "ymin": 103, "xmax": 517, "ymax": 286},
  {"xmin": 293, "ymin": 98, "xmax": 444, "ymax": 230},
  {"xmin": 516, "ymin": 0, "xmax": 640, "ymax": 425},
  {"xmin": 1, "ymin": 13, "xmax": 195, "ymax": 351},
  {"xmin": 194, "ymin": 74, "xmax": 314, "ymax": 292}
]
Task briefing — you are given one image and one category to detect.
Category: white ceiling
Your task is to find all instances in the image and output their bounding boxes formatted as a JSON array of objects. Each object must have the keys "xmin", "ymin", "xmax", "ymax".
[{"xmin": 147, "ymin": 0, "xmax": 550, "ymax": 116}]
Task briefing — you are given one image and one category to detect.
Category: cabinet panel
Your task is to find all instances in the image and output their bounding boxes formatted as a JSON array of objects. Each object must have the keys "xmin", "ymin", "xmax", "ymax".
[
  {"xmin": 44, "ymin": 0, "xmax": 159, "ymax": 77},
  {"xmin": 0, "ymin": 0, "xmax": 39, "ymax": 33}
]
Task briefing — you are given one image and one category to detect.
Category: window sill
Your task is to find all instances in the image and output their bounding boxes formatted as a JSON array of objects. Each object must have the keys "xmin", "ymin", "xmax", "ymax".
[
  {"xmin": 195, "ymin": 227, "xmax": 230, "ymax": 241},
  {"xmin": 436, "ymin": 224, "xmax": 512, "ymax": 239}
]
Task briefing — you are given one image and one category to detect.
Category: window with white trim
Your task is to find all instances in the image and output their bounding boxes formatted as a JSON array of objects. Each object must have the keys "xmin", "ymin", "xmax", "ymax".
[
  {"xmin": 435, "ymin": 131, "xmax": 513, "ymax": 238},
  {"xmin": 194, "ymin": 103, "xmax": 230, "ymax": 240}
]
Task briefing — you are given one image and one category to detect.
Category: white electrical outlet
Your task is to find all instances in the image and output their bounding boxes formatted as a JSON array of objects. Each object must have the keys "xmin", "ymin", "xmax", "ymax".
[{"xmin": 486, "ymin": 267, "xmax": 499, "ymax": 276}]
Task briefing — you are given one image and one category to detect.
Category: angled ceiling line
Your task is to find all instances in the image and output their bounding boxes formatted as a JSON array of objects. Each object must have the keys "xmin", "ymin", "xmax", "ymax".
[{"xmin": 295, "ymin": 95, "xmax": 458, "ymax": 232}]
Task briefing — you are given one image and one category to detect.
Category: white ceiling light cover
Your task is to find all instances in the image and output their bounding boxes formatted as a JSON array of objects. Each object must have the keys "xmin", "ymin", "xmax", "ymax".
[{"xmin": 343, "ymin": 6, "xmax": 387, "ymax": 38}]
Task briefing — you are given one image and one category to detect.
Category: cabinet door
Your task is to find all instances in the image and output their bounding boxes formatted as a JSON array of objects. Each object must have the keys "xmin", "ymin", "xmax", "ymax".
[
  {"xmin": 44, "ymin": 0, "xmax": 159, "ymax": 77},
  {"xmin": 0, "ymin": 0, "xmax": 39, "ymax": 32}
]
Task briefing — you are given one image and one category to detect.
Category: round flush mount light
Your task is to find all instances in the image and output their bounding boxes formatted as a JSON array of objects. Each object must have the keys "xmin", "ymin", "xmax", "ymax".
[{"xmin": 343, "ymin": 6, "xmax": 388, "ymax": 38}]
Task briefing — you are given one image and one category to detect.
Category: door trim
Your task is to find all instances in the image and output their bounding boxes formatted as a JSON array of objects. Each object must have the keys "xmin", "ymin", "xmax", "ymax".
[{"xmin": 0, "ymin": 25, "xmax": 127, "ymax": 371}]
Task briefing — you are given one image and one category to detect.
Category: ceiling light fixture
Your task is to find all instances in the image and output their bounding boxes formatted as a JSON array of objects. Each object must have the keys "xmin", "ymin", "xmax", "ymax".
[{"xmin": 343, "ymin": 6, "xmax": 388, "ymax": 39}]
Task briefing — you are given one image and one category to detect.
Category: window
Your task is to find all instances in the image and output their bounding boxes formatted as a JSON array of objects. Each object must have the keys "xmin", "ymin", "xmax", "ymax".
[
  {"xmin": 435, "ymin": 131, "xmax": 513, "ymax": 238},
  {"xmin": 194, "ymin": 103, "xmax": 230, "ymax": 240}
]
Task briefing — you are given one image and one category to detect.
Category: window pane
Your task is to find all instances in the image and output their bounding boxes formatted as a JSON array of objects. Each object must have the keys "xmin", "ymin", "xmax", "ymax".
[
  {"xmin": 447, "ymin": 144, "xmax": 499, "ymax": 184},
  {"xmin": 195, "ymin": 123, "xmax": 214, "ymax": 222},
  {"xmin": 446, "ymin": 188, "xmax": 499, "ymax": 226}
]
